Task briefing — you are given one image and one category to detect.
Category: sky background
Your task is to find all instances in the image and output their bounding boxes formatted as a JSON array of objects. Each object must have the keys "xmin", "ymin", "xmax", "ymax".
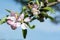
[{"xmin": 0, "ymin": 0, "xmax": 60, "ymax": 40}]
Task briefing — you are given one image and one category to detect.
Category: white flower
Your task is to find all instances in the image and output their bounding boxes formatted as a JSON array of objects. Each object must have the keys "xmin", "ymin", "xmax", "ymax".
[
  {"xmin": 17, "ymin": 13, "xmax": 31, "ymax": 29},
  {"xmin": 7, "ymin": 12, "xmax": 31, "ymax": 30},
  {"xmin": 32, "ymin": 8, "xmax": 40, "ymax": 16}
]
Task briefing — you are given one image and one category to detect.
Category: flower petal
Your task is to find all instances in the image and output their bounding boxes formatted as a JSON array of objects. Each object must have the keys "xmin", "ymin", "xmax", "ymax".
[
  {"xmin": 16, "ymin": 22, "xmax": 21, "ymax": 27},
  {"xmin": 7, "ymin": 20, "xmax": 14, "ymax": 25},
  {"xmin": 32, "ymin": 8, "xmax": 40, "ymax": 16},
  {"xmin": 33, "ymin": 4, "xmax": 39, "ymax": 9},
  {"xmin": 24, "ymin": 17, "xmax": 31, "ymax": 22},
  {"xmin": 40, "ymin": 2, "xmax": 44, "ymax": 7},
  {"xmin": 18, "ymin": 13, "xmax": 24, "ymax": 21},
  {"xmin": 21, "ymin": 23, "xmax": 28, "ymax": 30},
  {"xmin": 7, "ymin": 20, "xmax": 17, "ymax": 30},
  {"xmin": 7, "ymin": 16, "xmax": 16, "ymax": 21},
  {"xmin": 10, "ymin": 25, "xmax": 17, "ymax": 30},
  {"xmin": 20, "ymin": 13, "xmax": 24, "ymax": 19}
]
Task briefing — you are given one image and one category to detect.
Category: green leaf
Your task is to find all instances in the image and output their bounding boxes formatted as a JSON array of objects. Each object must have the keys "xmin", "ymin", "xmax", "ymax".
[
  {"xmin": 42, "ymin": 0, "xmax": 57, "ymax": 3},
  {"xmin": 43, "ymin": 7, "xmax": 55, "ymax": 13},
  {"xmin": 48, "ymin": 15, "xmax": 54, "ymax": 21},
  {"xmin": 36, "ymin": 0, "xmax": 39, "ymax": 5},
  {"xmin": 48, "ymin": 0, "xmax": 57, "ymax": 3},
  {"xmin": 5, "ymin": 9, "xmax": 11, "ymax": 13},
  {"xmin": 22, "ymin": 6, "xmax": 27, "ymax": 11},
  {"xmin": 22, "ymin": 29, "xmax": 27, "ymax": 39},
  {"xmin": 30, "ymin": 17, "xmax": 36, "ymax": 22},
  {"xmin": 24, "ymin": 12, "xmax": 29, "ymax": 18},
  {"xmin": 38, "ymin": 18, "xmax": 44, "ymax": 22},
  {"xmin": 29, "ymin": 25, "xmax": 35, "ymax": 29},
  {"xmin": 26, "ymin": 23, "xmax": 35, "ymax": 29},
  {"xmin": 0, "ymin": 17, "xmax": 7, "ymax": 24},
  {"xmin": 41, "ymin": 12, "xmax": 48, "ymax": 19}
]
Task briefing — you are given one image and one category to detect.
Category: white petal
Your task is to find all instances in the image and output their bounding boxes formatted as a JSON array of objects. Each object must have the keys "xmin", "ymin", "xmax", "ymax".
[
  {"xmin": 16, "ymin": 22, "xmax": 21, "ymax": 27},
  {"xmin": 21, "ymin": 23, "xmax": 28, "ymax": 30},
  {"xmin": 32, "ymin": 8, "xmax": 37, "ymax": 12},
  {"xmin": 17, "ymin": 17, "xmax": 22, "ymax": 21},
  {"xmin": 40, "ymin": 2, "xmax": 44, "ymax": 7},
  {"xmin": 32, "ymin": 8, "xmax": 40, "ymax": 15},
  {"xmin": 24, "ymin": 17, "xmax": 31, "ymax": 22},
  {"xmin": 18, "ymin": 13, "xmax": 24, "ymax": 21},
  {"xmin": 20, "ymin": 13, "xmax": 24, "ymax": 19}
]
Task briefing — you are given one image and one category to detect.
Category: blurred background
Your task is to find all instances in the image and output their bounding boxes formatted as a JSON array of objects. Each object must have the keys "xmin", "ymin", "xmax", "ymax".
[{"xmin": 0, "ymin": 0, "xmax": 60, "ymax": 40}]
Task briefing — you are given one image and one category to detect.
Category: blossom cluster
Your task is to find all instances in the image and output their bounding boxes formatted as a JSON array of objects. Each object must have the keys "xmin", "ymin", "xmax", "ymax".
[{"xmin": 0, "ymin": 0, "xmax": 54, "ymax": 39}]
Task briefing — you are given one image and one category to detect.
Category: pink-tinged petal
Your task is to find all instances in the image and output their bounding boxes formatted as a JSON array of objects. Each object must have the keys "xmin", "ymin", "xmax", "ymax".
[
  {"xmin": 10, "ymin": 11, "xmax": 15, "ymax": 16},
  {"xmin": 18, "ymin": 13, "xmax": 24, "ymax": 21},
  {"xmin": 7, "ymin": 20, "xmax": 17, "ymax": 30},
  {"xmin": 20, "ymin": 13, "xmax": 24, "ymax": 19},
  {"xmin": 17, "ymin": 17, "xmax": 22, "ymax": 21},
  {"xmin": 24, "ymin": 17, "xmax": 31, "ymax": 22},
  {"xmin": 7, "ymin": 16, "xmax": 16, "ymax": 21},
  {"xmin": 7, "ymin": 20, "xmax": 13, "ymax": 25},
  {"xmin": 16, "ymin": 22, "xmax": 21, "ymax": 27},
  {"xmin": 10, "ymin": 25, "xmax": 17, "ymax": 30},
  {"xmin": 7, "ymin": 20, "xmax": 15, "ymax": 26},
  {"xmin": 21, "ymin": 23, "xmax": 28, "ymax": 30},
  {"xmin": 33, "ymin": 4, "xmax": 39, "ymax": 9}
]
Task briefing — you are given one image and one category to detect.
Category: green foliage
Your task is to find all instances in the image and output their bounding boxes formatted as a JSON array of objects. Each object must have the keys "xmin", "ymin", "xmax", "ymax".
[
  {"xmin": 36, "ymin": 0, "xmax": 39, "ymax": 5},
  {"xmin": 0, "ymin": 17, "xmax": 7, "ymax": 24},
  {"xmin": 0, "ymin": 0, "xmax": 56, "ymax": 39},
  {"xmin": 43, "ymin": 7, "xmax": 55, "ymax": 13},
  {"xmin": 26, "ymin": 23, "xmax": 35, "ymax": 29},
  {"xmin": 22, "ymin": 29, "xmax": 27, "ymax": 39},
  {"xmin": 5, "ymin": 9, "xmax": 11, "ymax": 13},
  {"xmin": 41, "ymin": 0, "xmax": 57, "ymax": 2},
  {"xmin": 48, "ymin": 15, "xmax": 54, "ymax": 21},
  {"xmin": 48, "ymin": 0, "xmax": 57, "ymax": 3}
]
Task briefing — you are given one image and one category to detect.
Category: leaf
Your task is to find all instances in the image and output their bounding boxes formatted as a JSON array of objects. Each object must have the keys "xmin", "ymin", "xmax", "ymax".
[
  {"xmin": 0, "ymin": 17, "xmax": 7, "ymax": 24},
  {"xmin": 40, "ymin": 8, "xmax": 49, "ymax": 12},
  {"xmin": 43, "ymin": 7, "xmax": 55, "ymax": 13},
  {"xmin": 22, "ymin": 29, "xmax": 27, "ymax": 39},
  {"xmin": 24, "ymin": 12, "xmax": 29, "ymax": 18},
  {"xmin": 26, "ymin": 23, "xmax": 35, "ymax": 29},
  {"xmin": 41, "ymin": 12, "xmax": 48, "ymax": 19},
  {"xmin": 30, "ymin": 17, "xmax": 36, "ymax": 22},
  {"xmin": 38, "ymin": 18, "xmax": 44, "ymax": 22},
  {"xmin": 38, "ymin": 12, "xmax": 45, "ymax": 22},
  {"xmin": 36, "ymin": 0, "xmax": 39, "ymax": 5},
  {"xmin": 47, "ymin": 15, "xmax": 54, "ymax": 21},
  {"xmin": 30, "ymin": 25, "xmax": 35, "ymax": 29},
  {"xmin": 48, "ymin": 0, "xmax": 57, "ymax": 3},
  {"xmin": 5, "ymin": 9, "xmax": 11, "ymax": 13},
  {"xmin": 22, "ymin": 6, "xmax": 27, "ymax": 11}
]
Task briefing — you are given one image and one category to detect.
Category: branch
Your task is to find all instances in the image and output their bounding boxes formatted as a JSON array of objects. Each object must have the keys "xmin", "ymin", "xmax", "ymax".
[
  {"xmin": 47, "ymin": 2, "xmax": 58, "ymax": 6},
  {"xmin": 46, "ymin": 0, "xmax": 60, "ymax": 7}
]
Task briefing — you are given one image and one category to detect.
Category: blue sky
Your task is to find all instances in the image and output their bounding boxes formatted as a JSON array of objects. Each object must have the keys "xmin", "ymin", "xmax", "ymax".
[{"xmin": 0, "ymin": 0, "xmax": 60, "ymax": 40}]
